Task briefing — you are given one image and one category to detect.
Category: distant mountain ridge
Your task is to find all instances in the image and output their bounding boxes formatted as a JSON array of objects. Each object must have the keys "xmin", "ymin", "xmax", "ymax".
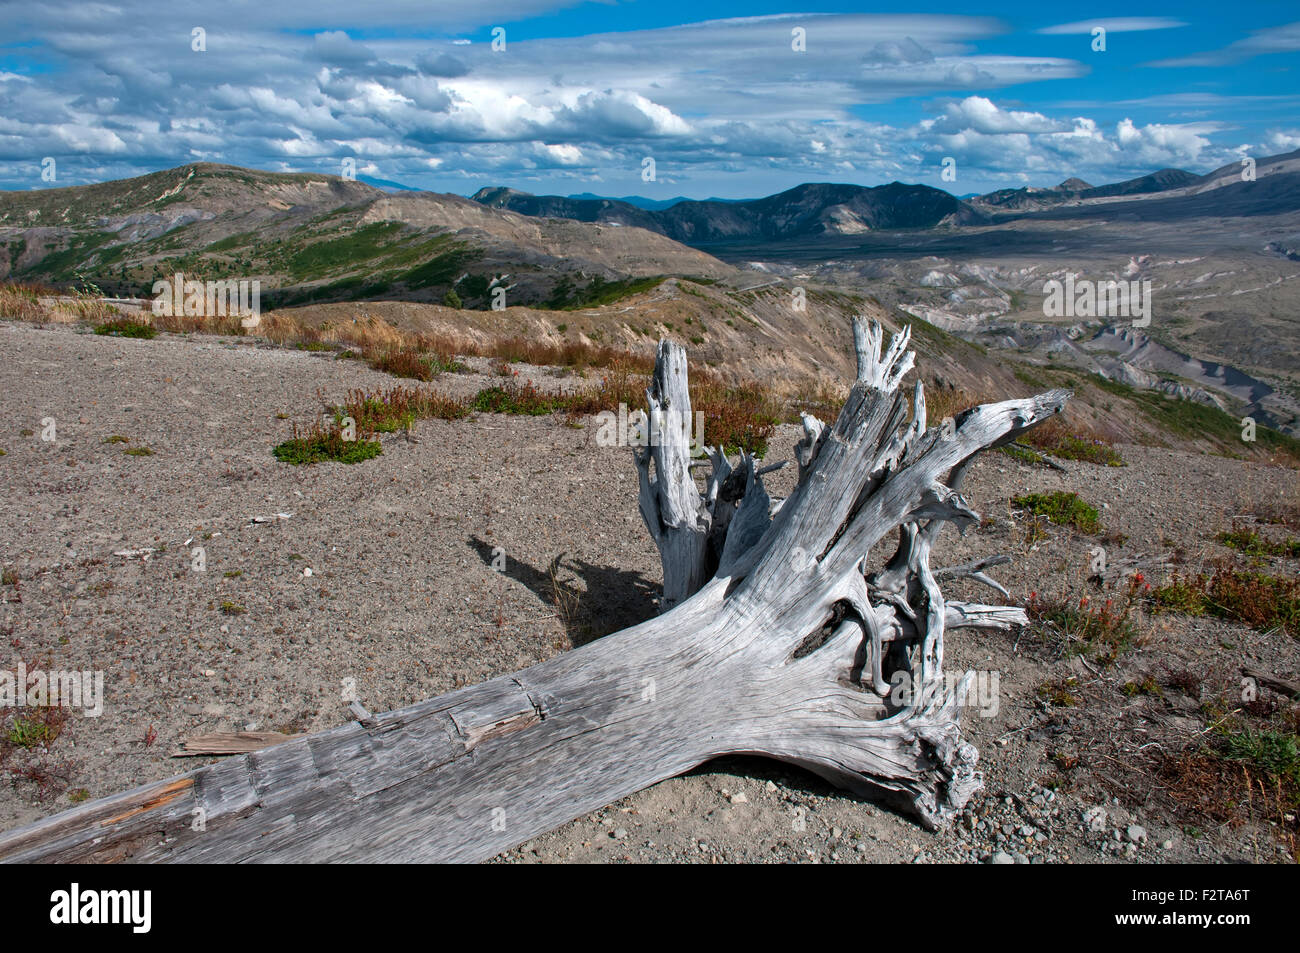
[
  {"xmin": 972, "ymin": 168, "xmax": 1199, "ymax": 212},
  {"xmin": 969, "ymin": 153, "xmax": 1300, "ymax": 216},
  {"xmin": 566, "ymin": 192, "xmax": 747, "ymax": 210},
  {"xmin": 479, "ymin": 150, "xmax": 1300, "ymax": 238},
  {"xmin": 472, "ymin": 181, "xmax": 987, "ymax": 243},
  {"xmin": 1078, "ymin": 168, "xmax": 1200, "ymax": 199}
]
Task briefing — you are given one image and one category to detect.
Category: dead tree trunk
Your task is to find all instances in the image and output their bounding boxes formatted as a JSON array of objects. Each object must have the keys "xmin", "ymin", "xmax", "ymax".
[{"xmin": 0, "ymin": 320, "xmax": 1067, "ymax": 864}]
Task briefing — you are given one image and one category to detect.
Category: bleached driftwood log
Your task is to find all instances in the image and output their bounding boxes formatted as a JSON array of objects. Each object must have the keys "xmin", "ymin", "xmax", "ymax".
[{"xmin": 0, "ymin": 320, "xmax": 1067, "ymax": 864}]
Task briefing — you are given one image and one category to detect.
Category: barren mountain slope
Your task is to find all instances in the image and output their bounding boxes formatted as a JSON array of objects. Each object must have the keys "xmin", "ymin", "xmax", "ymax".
[{"xmin": 0, "ymin": 164, "xmax": 736, "ymax": 308}]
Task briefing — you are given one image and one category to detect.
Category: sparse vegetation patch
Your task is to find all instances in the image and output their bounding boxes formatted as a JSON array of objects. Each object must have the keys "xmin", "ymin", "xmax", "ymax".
[
  {"xmin": 94, "ymin": 318, "xmax": 156, "ymax": 339},
  {"xmin": 1013, "ymin": 491, "xmax": 1102, "ymax": 534},
  {"xmin": 1217, "ymin": 527, "xmax": 1300, "ymax": 559},
  {"xmin": 1151, "ymin": 564, "xmax": 1300, "ymax": 636},
  {"xmin": 273, "ymin": 419, "xmax": 382, "ymax": 465},
  {"xmin": 1028, "ymin": 589, "xmax": 1139, "ymax": 663}
]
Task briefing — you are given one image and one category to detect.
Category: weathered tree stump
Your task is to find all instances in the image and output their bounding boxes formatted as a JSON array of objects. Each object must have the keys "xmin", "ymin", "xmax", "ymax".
[{"xmin": 0, "ymin": 320, "xmax": 1068, "ymax": 863}]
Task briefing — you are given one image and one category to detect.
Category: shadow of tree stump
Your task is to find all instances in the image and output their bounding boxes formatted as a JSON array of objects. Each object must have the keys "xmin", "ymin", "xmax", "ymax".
[{"xmin": 468, "ymin": 536, "xmax": 658, "ymax": 646}]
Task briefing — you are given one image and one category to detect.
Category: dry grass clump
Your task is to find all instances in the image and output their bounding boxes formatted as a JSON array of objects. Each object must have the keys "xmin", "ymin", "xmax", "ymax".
[
  {"xmin": 273, "ymin": 384, "xmax": 467, "ymax": 465},
  {"xmin": 472, "ymin": 380, "xmax": 579, "ymax": 416},
  {"xmin": 315, "ymin": 314, "xmax": 409, "ymax": 353},
  {"xmin": 690, "ymin": 369, "xmax": 783, "ymax": 456},
  {"xmin": 787, "ymin": 379, "xmax": 847, "ymax": 423},
  {"xmin": 489, "ymin": 336, "xmax": 654, "ymax": 374},
  {"xmin": 572, "ymin": 357, "xmax": 649, "ymax": 412},
  {"xmin": 339, "ymin": 385, "xmax": 468, "ymax": 431},
  {"xmin": 921, "ymin": 385, "xmax": 993, "ymax": 427},
  {"xmin": 1021, "ymin": 414, "xmax": 1125, "ymax": 466},
  {"xmin": 366, "ymin": 348, "xmax": 438, "ymax": 381},
  {"xmin": 364, "ymin": 340, "xmax": 464, "ymax": 380},
  {"xmin": 150, "ymin": 309, "xmax": 246, "ymax": 335},
  {"xmin": 0, "ymin": 283, "xmax": 55, "ymax": 322},
  {"xmin": 58, "ymin": 293, "xmax": 118, "ymax": 323},
  {"xmin": 472, "ymin": 356, "xmax": 782, "ymax": 454},
  {"xmin": 922, "ymin": 386, "xmax": 1126, "ymax": 467}
]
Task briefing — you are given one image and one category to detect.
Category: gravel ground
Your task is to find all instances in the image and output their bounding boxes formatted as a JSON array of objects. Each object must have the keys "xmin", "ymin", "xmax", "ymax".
[{"xmin": 1, "ymin": 320, "xmax": 1296, "ymax": 863}]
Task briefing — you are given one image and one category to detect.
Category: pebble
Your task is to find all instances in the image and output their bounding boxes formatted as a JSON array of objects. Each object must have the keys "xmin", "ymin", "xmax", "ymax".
[
  {"xmin": 989, "ymin": 851, "xmax": 1015, "ymax": 864},
  {"xmin": 1127, "ymin": 825, "xmax": 1148, "ymax": 845},
  {"xmin": 611, "ymin": 829, "xmax": 627, "ymax": 840},
  {"xmin": 729, "ymin": 792, "xmax": 748, "ymax": 804}
]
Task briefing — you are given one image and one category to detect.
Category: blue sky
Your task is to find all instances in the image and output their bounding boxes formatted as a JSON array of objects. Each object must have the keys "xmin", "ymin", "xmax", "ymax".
[{"xmin": 1, "ymin": 0, "xmax": 1297, "ymax": 197}]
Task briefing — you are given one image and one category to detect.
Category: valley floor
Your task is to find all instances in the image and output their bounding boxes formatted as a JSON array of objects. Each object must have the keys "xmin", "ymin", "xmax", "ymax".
[{"xmin": 0, "ymin": 321, "xmax": 1296, "ymax": 863}]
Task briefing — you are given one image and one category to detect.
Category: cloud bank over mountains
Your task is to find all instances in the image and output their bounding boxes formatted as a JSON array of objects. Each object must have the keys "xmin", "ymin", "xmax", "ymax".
[{"xmin": 1, "ymin": 2, "xmax": 1297, "ymax": 196}]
